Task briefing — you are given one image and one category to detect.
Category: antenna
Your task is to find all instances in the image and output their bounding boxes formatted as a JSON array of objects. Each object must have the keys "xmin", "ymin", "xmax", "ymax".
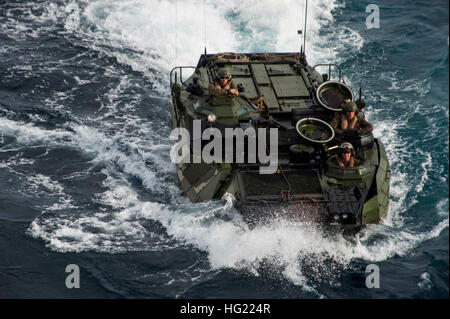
[
  {"xmin": 297, "ymin": 29, "xmax": 303, "ymax": 55},
  {"xmin": 298, "ymin": 1, "xmax": 303, "ymax": 55},
  {"xmin": 303, "ymin": 0, "xmax": 308, "ymax": 56},
  {"xmin": 298, "ymin": 0, "xmax": 308, "ymax": 61},
  {"xmin": 175, "ymin": 0, "xmax": 178, "ymax": 65},
  {"xmin": 203, "ymin": 0, "xmax": 207, "ymax": 55}
]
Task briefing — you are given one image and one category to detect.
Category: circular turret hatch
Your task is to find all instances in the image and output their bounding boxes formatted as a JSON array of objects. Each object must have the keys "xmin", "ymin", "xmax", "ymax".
[
  {"xmin": 295, "ymin": 117, "xmax": 335, "ymax": 145},
  {"xmin": 316, "ymin": 81, "xmax": 354, "ymax": 112}
]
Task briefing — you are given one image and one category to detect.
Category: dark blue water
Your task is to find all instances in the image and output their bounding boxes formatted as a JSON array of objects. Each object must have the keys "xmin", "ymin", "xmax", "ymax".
[{"xmin": 0, "ymin": 0, "xmax": 448, "ymax": 298}]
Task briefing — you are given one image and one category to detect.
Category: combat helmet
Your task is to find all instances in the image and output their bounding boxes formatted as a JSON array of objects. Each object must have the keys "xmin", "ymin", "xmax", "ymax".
[
  {"xmin": 339, "ymin": 142, "xmax": 354, "ymax": 153},
  {"xmin": 342, "ymin": 101, "xmax": 358, "ymax": 113},
  {"xmin": 217, "ymin": 68, "xmax": 231, "ymax": 80}
]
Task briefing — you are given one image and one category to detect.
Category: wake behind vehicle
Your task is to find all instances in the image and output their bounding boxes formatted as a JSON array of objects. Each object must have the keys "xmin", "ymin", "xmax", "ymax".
[{"xmin": 168, "ymin": 50, "xmax": 391, "ymax": 227}]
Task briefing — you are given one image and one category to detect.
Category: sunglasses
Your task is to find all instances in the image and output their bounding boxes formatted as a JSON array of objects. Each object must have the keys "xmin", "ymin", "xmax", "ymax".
[{"xmin": 341, "ymin": 150, "xmax": 352, "ymax": 154}]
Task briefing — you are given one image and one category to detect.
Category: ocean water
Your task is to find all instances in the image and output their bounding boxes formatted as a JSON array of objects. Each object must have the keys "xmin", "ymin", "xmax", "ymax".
[{"xmin": 0, "ymin": 0, "xmax": 448, "ymax": 298}]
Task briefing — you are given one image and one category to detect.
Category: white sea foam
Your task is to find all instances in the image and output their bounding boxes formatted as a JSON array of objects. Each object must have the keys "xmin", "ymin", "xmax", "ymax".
[
  {"xmin": 418, "ymin": 272, "xmax": 432, "ymax": 290},
  {"xmin": 81, "ymin": 0, "xmax": 235, "ymax": 89},
  {"xmin": 28, "ymin": 190, "xmax": 449, "ymax": 290},
  {"xmin": 94, "ymin": 176, "xmax": 138, "ymax": 209},
  {"xmin": 0, "ymin": 152, "xmax": 35, "ymax": 168},
  {"xmin": 27, "ymin": 174, "xmax": 64, "ymax": 194},
  {"xmin": 415, "ymin": 151, "xmax": 432, "ymax": 193},
  {"xmin": 64, "ymin": 2, "xmax": 81, "ymax": 31},
  {"xmin": 436, "ymin": 198, "xmax": 449, "ymax": 217},
  {"xmin": 1, "ymin": 2, "xmax": 61, "ymax": 40},
  {"xmin": 78, "ymin": 0, "xmax": 354, "ymax": 92}
]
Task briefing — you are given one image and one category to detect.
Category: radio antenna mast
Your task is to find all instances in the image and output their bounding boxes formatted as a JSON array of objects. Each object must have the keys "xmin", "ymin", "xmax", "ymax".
[
  {"xmin": 298, "ymin": 1, "xmax": 303, "ymax": 55},
  {"xmin": 303, "ymin": 0, "xmax": 308, "ymax": 56},
  {"xmin": 175, "ymin": 0, "xmax": 178, "ymax": 65},
  {"xmin": 298, "ymin": 0, "xmax": 308, "ymax": 63},
  {"xmin": 203, "ymin": 0, "xmax": 207, "ymax": 55}
]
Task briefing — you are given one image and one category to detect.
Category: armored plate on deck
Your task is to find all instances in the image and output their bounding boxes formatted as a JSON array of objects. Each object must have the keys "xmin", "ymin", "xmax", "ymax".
[{"xmin": 271, "ymin": 75, "xmax": 310, "ymax": 98}]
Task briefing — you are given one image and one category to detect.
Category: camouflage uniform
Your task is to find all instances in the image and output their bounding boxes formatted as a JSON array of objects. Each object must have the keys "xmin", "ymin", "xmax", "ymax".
[
  {"xmin": 209, "ymin": 68, "xmax": 239, "ymax": 97},
  {"xmin": 330, "ymin": 101, "xmax": 373, "ymax": 135},
  {"xmin": 209, "ymin": 80, "xmax": 238, "ymax": 97},
  {"xmin": 330, "ymin": 113, "xmax": 373, "ymax": 135}
]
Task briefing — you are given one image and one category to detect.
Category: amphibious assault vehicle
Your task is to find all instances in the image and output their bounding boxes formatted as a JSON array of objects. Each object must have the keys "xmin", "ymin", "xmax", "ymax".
[{"xmin": 169, "ymin": 52, "xmax": 390, "ymax": 226}]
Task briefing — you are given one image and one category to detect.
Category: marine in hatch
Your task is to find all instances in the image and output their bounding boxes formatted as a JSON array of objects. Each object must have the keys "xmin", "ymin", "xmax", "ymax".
[
  {"xmin": 336, "ymin": 142, "xmax": 358, "ymax": 168},
  {"xmin": 330, "ymin": 101, "xmax": 373, "ymax": 135},
  {"xmin": 209, "ymin": 68, "xmax": 239, "ymax": 97}
]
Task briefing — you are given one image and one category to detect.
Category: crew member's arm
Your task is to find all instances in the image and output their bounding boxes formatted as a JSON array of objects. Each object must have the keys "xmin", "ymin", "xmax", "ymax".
[
  {"xmin": 330, "ymin": 114, "xmax": 343, "ymax": 134},
  {"xmin": 348, "ymin": 116, "xmax": 358, "ymax": 129},
  {"xmin": 209, "ymin": 82, "xmax": 225, "ymax": 96},
  {"xmin": 208, "ymin": 83, "xmax": 218, "ymax": 95},
  {"xmin": 349, "ymin": 156, "xmax": 356, "ymax": 167},
  {"xmin": 227, "ymin": 81, "xmax": 239, "ymax": 96}
]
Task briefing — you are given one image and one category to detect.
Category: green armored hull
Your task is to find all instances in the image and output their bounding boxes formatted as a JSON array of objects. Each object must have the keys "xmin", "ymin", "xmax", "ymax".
[{"xmin": 169, "ymin": 52, "xmax": 390, "ymax": 226}]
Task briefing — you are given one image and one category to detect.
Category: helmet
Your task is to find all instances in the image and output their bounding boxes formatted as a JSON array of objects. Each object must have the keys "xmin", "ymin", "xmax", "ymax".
[
  {"xmin": 342, "ymin": 101, "xmax": 358, "ymax": 113},
  {"xmin": 339, "ymin": 142, "xmax": 354, "ymax": 153},
  {"xmin": 217, "ymin": 68, "xmax": 231, "ymax": 80}
]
